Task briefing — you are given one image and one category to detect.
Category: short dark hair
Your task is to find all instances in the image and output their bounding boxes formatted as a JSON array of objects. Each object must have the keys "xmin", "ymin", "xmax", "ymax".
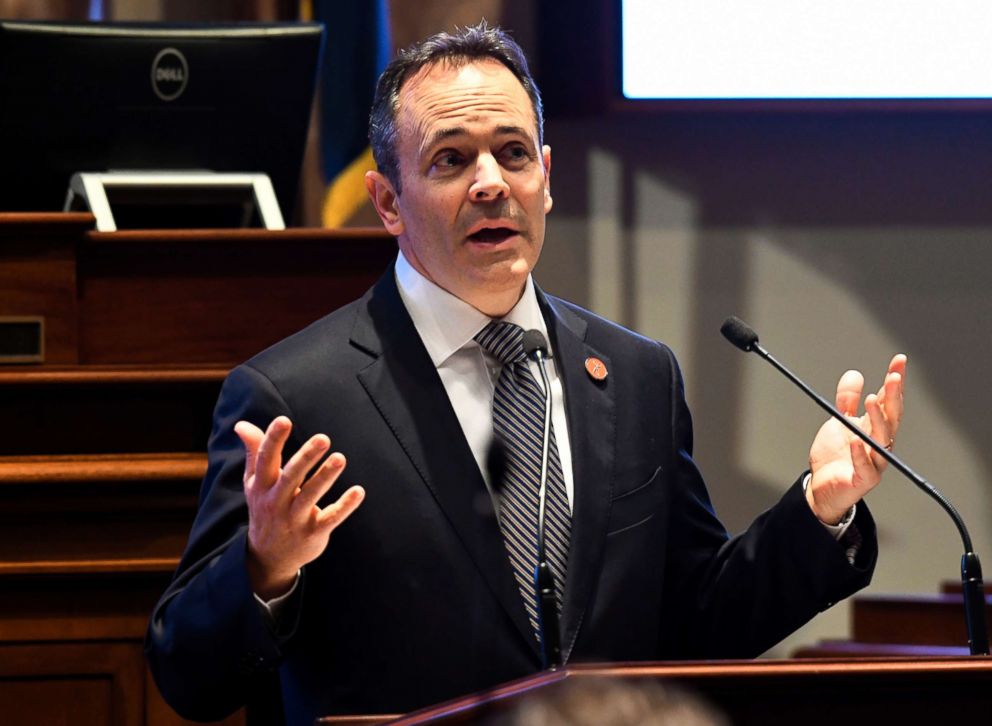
[{"xmin": 368, "ymin": 21, "xmax": 544, "ymax": 193}]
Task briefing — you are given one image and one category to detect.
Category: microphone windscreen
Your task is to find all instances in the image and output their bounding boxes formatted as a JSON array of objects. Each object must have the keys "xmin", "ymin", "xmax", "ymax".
[
  {"xmin": 720, "ymin": 316, "xmax": 759, "ymax": 352},
  {"xmin": 522, "ymin": 329, "xmax": 548, "ymax": 358}
]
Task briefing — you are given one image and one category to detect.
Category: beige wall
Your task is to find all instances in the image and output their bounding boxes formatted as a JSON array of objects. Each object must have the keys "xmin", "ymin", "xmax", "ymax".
[{"xmin": 540, "ymin": 111, "xmax": 992, "ymax": 657}]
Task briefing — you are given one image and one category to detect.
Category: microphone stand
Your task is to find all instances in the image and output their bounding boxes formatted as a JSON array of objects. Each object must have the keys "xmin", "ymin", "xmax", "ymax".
[
  {"xmin": 722, "ymin": 317, "xmax": 989, "ymax": 655},
  {"xmin": 526, "ymin": 336, "xmax": 563, "ymax": 669}
]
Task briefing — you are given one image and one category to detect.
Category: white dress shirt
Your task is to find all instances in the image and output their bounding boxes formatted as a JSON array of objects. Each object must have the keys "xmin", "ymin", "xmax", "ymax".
[{"xmin": 394, "ymin": 250, "xmax": 575, "ymax": 512}]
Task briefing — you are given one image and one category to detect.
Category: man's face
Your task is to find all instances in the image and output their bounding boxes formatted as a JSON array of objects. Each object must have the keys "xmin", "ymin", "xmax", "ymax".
[{"xmin": 366, "ymin": 59, "xmax": 552, "ymax": 316}]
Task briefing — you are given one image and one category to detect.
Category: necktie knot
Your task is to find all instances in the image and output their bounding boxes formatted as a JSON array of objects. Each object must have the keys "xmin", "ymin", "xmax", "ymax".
[{"xmin": 474, "ymin": 321, "xmax": 527, "ymax": 365}]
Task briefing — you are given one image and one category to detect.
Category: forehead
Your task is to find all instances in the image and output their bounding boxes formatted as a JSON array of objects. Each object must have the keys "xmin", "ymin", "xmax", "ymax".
[{"xmin": 395, "ymin": 59, "xmax": 538, "ymax": 146}]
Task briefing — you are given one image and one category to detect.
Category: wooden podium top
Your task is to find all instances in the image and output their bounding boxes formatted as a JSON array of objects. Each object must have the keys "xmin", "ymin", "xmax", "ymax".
[{"xmin": 320, "ymin": 657, "xmax": 992, "ymax": 726}]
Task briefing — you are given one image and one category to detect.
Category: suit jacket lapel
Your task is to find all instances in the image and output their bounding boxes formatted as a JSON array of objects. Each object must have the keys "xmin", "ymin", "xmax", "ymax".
[
  {"xmin": 539, "ymin": 291, "xmax": 616, "ymax": 663},
  {"xmin": 350, "ymin": 269, "xmax": 542, "ymax": 662}
]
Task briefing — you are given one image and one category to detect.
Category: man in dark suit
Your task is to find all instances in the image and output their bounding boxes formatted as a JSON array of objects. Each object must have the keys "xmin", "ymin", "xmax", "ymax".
[{"xmin": 146, "ymin": 24, "xmax": 906, "ymax": 725}]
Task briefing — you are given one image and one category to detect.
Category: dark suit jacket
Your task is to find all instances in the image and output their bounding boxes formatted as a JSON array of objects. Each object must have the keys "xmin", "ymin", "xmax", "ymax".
[{"xmin": 146, "ymin": 267, "xmax": 876, "ymax": 725}]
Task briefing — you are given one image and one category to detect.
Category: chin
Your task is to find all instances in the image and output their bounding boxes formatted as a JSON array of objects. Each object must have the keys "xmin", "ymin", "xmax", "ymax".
[
  {"xmin": 508, "ymin": 255, "xmax": 535, "ymax": 277},
  {"xmin": 482, "ymin": 258, "xmax": 532, "ymax": 286}
]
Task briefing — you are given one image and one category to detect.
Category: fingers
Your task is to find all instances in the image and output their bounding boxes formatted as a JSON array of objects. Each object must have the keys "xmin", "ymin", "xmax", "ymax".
[
  {"xmin": 862, "ymin": 354, "xmax": 906, "ymax": 460},
  {"xmin": 277, "ymin": 433, "xmax": 332, "ymax": 505},
  {"xmin": 887, "ymin": 353, "xmax": 908, "ymax": 380},
  {"xmin": 242, "ymin": 417, "xmax": 358, "ymax": 517},
  {"xmin": 850, "ymin": 438, "xmax": 880, "ymax": 492},
  {"xmin": 286, "ymin": 452, "xmax": 363, "ymax": 537},
  {"xmin": 836, "ymin": 354, "xmax": 907, "ymax": 430},
  {"xmin": 864, "ymin": 392, "xmax": 891, "ymax": 470},
  {"xmin": 876, "ymin": 355, "xmax": 906, "ymax": 407},
  {"xmin": 234, "ymin": 420, "xmax": 264, "ymax": 483},
  {"xmin": 254, "ymin": 416, "xmax": 293, "ymax": 489},
  {"xmin": 316, "ymin": 484, "xmax": 366, "ymax": 533},
  {"xmin": 878, "ymin": 354, "xmax": 906, "ymax": 439},
  {"xmin": 876, "ymin": 372, "xmax": 902, "ymax": 439},
  {"xmin": 290, "ymin": 453, "xmax": 366, "ymax": 538},
  {"xmin": 292, "ymin": 451, "xmax": 346, "ymax": 513},
  {"xmin": 835, "ymin": 369, "xmax": 865, "ymax": 416}
]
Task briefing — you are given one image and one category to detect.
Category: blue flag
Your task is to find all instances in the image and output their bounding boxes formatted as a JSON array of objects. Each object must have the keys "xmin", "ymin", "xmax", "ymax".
[{"xmin": 307, "ymin": 0, "xmax": 391, "ymax": 226}]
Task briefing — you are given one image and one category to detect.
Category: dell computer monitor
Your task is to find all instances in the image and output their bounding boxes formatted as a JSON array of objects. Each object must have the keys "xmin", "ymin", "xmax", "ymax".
[{"xmin": 0, "ymin": 21, "xmax": 323, "ymax": 222}]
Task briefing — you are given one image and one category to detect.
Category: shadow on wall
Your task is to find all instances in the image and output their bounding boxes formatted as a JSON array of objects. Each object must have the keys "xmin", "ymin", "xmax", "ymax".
[{"xmin": 543, "ymin": 110, "xmax": 992, "ymax": 539}]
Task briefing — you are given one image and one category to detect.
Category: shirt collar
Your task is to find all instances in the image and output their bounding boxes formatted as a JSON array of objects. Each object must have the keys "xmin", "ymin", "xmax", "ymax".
[{"xmin": 394, "ymin": 251, "xmax": 551, "ymax": 368}]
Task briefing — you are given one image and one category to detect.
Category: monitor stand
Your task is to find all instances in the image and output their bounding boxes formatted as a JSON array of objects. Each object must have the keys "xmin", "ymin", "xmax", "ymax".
[{"xmin": 64, "ymin": 171, "xmax": 286, "ymax": 231}]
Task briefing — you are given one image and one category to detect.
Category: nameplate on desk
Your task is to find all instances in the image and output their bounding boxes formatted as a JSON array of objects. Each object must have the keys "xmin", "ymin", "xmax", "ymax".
[{"xmin": 0, "ymin": 316, "xmax": 44, "ymax": 363}]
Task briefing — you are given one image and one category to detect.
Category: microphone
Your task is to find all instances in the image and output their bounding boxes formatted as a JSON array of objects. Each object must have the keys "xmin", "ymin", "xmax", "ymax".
[
  {"xmin": 721, "ymin": 315, "xmax": 989, "ymax": 656},
  {"xmin": 522, "ymin": 328, "xmax": 563, "ymax": 669},
  {"xmin": 521, "ymin": 328, "xmax": 548, "ymax": 361},
  {"xmin": 720, "ymin": 316, "xmax": 759, "ymax": 352}
]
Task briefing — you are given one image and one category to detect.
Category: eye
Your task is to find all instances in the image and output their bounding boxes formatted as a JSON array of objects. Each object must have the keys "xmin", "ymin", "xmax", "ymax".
[
  {"xmin": 432, "ymin": 151, "xmax": 464, "ymax": 171},
  {"xmin": 501, "ymin": 143, "xmax": 532, "ymax": 168}
]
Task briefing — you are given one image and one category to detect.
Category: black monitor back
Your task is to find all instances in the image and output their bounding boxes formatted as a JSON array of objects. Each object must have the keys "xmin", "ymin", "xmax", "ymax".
[{"xmin": 0, "ymin": 21, "xmax": 324, "ymax": 220}]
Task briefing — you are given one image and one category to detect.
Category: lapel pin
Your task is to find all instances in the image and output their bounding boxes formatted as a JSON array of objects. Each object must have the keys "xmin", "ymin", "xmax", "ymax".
[{"xmin": 584, "ymin": 357, "xmax": 608, "ymax": 381}]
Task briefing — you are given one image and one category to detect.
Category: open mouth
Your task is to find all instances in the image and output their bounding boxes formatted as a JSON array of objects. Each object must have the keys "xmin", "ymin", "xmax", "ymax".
[{"xmin": 467, "ymin": 227, "xmax": 517, "ymax": 243}]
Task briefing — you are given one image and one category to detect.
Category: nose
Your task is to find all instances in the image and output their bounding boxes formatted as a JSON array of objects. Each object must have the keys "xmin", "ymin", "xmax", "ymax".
[{"xmin": 469, "ymin": 153, "xmax": 509, "ymax": 202}]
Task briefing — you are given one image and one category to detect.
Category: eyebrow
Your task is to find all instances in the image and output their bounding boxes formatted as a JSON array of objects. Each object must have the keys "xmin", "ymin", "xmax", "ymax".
[{"xmin": 422, "ymin": 124, "xmax": 533, "ymax": 155}]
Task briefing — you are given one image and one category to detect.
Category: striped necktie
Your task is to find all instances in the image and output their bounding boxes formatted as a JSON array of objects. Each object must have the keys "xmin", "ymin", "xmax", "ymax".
[{"xmin": 475, "ymin": 321, "xmax": 571, "ymax": 643}]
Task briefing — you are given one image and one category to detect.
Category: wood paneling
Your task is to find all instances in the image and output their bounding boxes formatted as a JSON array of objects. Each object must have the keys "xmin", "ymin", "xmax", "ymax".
[
  {"xmin": 0, "ymin": 365, "xmax": 224, "ymax": 456},
  {"xmin": 0, "ymin": 214, "xmax": 396, "ymax": 725},
  {"xmin": 0, "ymin": 641, "xmax": 144, "ymax": 726},
  {"xmin": 0, "ymin": 213, "xmax": 91, "ymax": 364},
  {"xmin": 0, "ymin": 214, "xmax": 396, "ymax": 367},
  {"xmin": 78, "ymin": 228, "xmax": 394, "ymax": 365}
]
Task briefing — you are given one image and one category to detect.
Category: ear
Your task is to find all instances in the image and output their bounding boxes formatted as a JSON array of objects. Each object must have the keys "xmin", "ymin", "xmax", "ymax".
[
  {"xmin": 542, "ymin": 145, "xmax": 553, "ymax": 214},
  {"xmin": 365, "ymin": 170, "xmax": 405, "ymax": 236}
]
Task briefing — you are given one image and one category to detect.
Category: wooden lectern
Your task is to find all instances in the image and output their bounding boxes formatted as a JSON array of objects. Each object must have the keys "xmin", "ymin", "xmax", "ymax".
[{"xmin": 319, "ymin": 657, "xmax": 992, "ymax": 725}]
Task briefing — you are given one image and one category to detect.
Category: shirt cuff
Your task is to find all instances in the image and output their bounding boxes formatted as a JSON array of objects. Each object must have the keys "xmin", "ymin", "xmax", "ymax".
[
  {"xmin": 253, "ymin": 571, "xmax": 302, "ymax": 626},
  {"xmin": 802, "ymin": 472, "xmax": 856, "ymax": 541}
]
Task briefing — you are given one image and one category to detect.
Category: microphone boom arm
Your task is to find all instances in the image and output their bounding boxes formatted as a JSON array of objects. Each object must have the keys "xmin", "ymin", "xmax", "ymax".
[{"xmin": 724, "ymin": 318, "xmax": 989, "ymax": 655}]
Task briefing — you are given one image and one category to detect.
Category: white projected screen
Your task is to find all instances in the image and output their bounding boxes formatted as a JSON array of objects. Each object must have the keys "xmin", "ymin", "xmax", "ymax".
[{"xmin": 622, "ymin": 1, "xmax": 992, "ymax": 100}]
